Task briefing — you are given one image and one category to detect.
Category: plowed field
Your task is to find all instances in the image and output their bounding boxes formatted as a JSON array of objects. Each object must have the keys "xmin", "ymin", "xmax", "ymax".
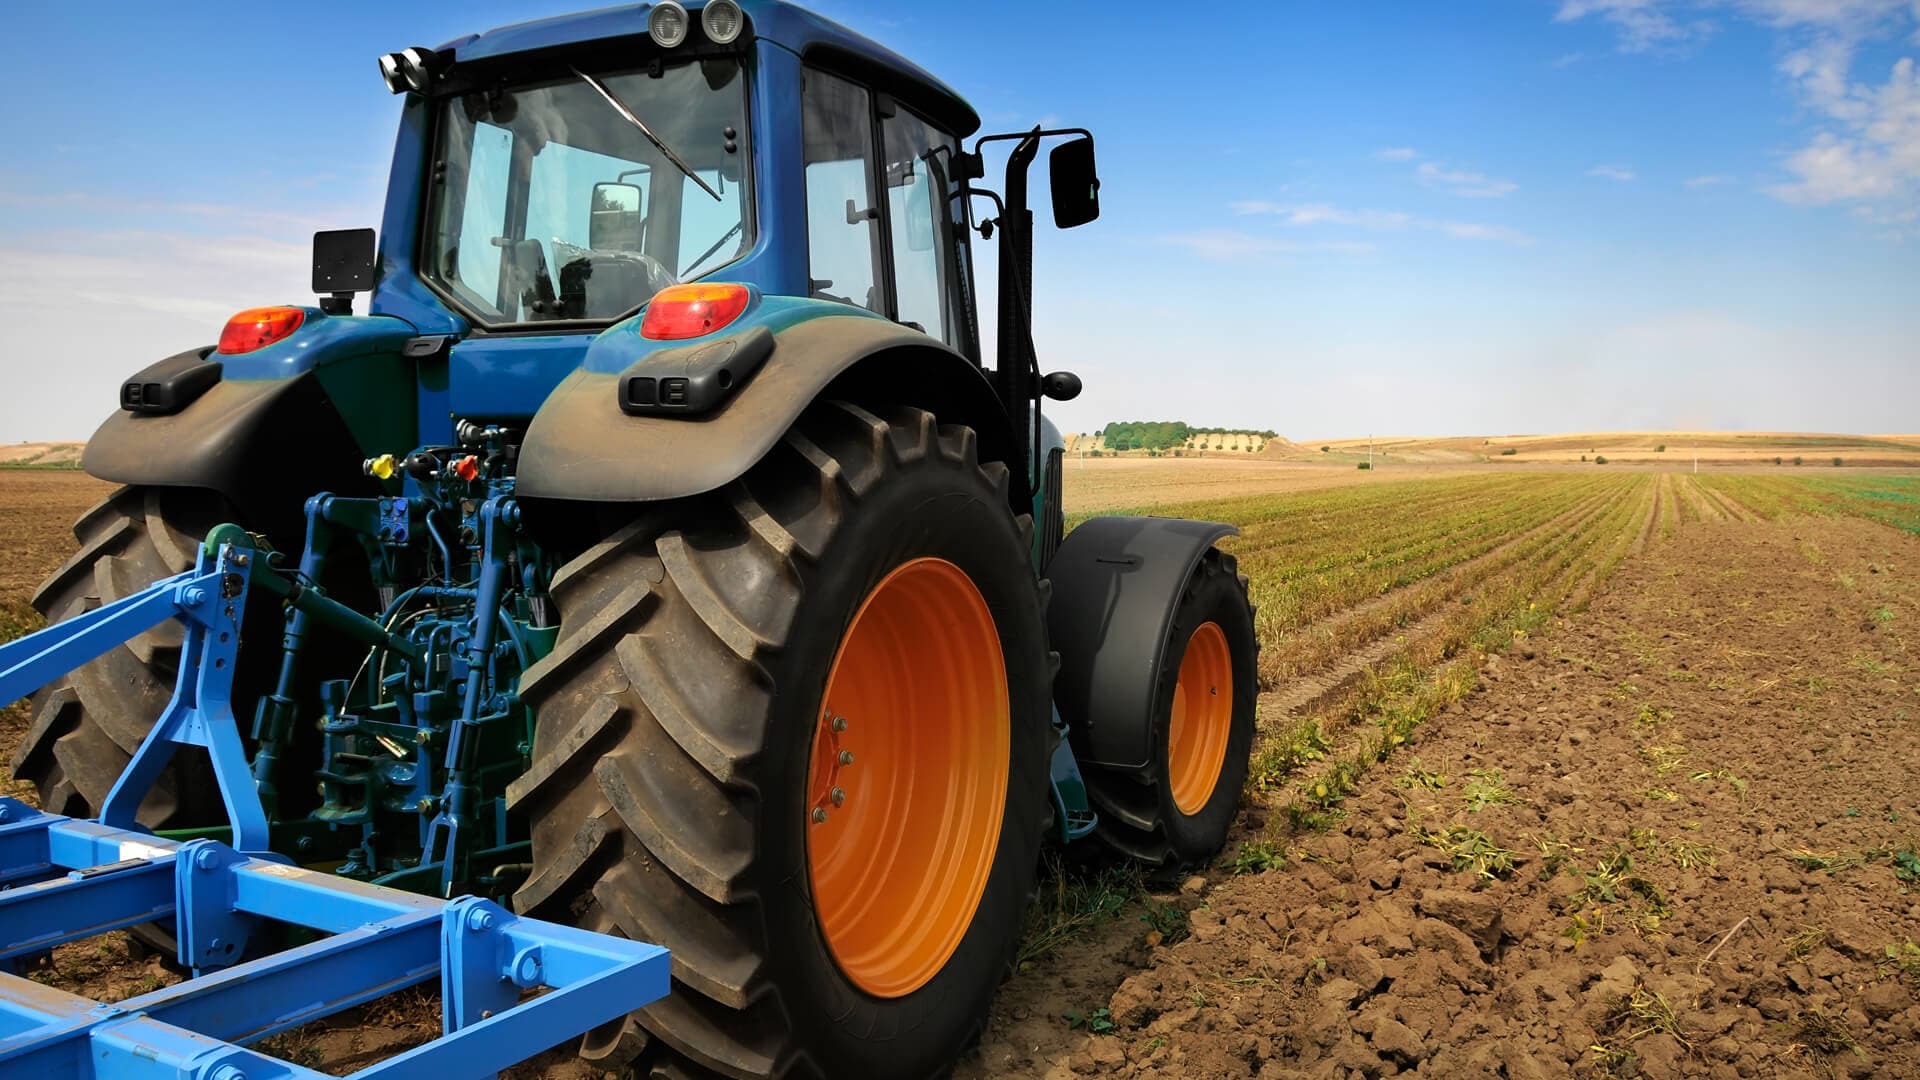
[{"xmin": 4, "ymin": 467, "xmax": 1918, "ymax": 1078}]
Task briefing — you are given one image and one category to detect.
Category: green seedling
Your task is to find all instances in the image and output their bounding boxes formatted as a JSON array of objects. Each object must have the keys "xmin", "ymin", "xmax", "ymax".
[
  {"xmin": 1226, "ymin": 840, "xmax": 1285, "ymax": 875},
  {"xmin": 1412, "ymin": 824, "xmax": 1516, "ymax": 880},
  {"xmin": 1461, "ymin": 768, "xmax": 1520, "ymax": 812},
  {"xmin": 1063, "ymin": 1006, "xmax": 1114, "ymax": 1033},
  {"xmin": 1784, "ymin": 926, "xmax": 1826, "ymax": 960}
]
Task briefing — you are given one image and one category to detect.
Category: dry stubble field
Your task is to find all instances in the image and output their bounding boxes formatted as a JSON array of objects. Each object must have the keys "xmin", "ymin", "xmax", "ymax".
[{"xmin": 3, "ymin": 463, "xmax": 1919, "ymax": 1078}]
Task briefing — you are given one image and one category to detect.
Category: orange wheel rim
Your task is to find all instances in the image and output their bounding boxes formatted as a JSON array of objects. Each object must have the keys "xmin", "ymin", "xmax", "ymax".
[
  {"xmin": 1168, "ymin": 621, "xmax": 1233, "ymax": 816},
  {"xmin": 806, "ymin": 557, "xmax": 1009, "ymax": 998}
]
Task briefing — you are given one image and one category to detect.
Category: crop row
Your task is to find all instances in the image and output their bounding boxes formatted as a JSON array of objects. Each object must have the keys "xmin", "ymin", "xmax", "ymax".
[{"xmin": 1243, "ymin": 477, "xmax": 1655, "ymax": 834}]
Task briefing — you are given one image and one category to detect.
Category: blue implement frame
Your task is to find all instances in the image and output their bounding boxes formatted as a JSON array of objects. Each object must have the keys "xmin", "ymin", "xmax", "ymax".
[
  {"xmin": 0, "ymin": 537, "xmax": 670, "ymax": 1077},
  {"xmin": 0, "ymin": 804, "xmax": 668, "ymax": 1078}
]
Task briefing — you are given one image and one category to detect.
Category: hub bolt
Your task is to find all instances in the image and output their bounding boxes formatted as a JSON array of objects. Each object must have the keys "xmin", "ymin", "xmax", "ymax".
[
  {"xmin": 838, "ymin": 750, "xmax": 855, "ymax": 766},
  {"xmin": 830, "ymin": 715, "xmax": 848, "ymax": 733},
  {"xmin": 830, "ymin": 787, "xmax": 846, "ymax": 807},
  {"xmin": 811, "ymin": 807, "xmax": 829, "ymax": 824}
]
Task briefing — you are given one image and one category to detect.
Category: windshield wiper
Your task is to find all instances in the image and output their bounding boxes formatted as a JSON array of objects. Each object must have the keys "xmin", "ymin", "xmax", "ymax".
[{"xmin": 571, "ymin": 66, "xmax": 721, "ymax": 202}]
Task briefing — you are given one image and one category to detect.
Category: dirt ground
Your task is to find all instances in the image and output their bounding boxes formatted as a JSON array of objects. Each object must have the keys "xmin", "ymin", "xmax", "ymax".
[
  {"xmin": 0, "ymin": 469, "xmax": 113, "ymax": 604},
  {"xmin": 961, "ymin": 513, "xmax": 1919, "ymax": 1079},
  {"xmin": 6, "ymin": 469, "xmax": 1919, "ymax": 1078}
]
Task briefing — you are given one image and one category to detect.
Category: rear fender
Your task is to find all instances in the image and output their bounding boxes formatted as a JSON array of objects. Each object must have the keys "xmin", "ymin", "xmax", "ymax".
[
  {"xmin": 82, "ymin": 312, "xmax": 419, "ymax": 537},
  {"xmin": 516, "ymin": 311, "xmax": 1019, "ymax": 506},
  {"xmin": 1045, "ymin": 516, "xmax": 1240, "ymax": 770}
]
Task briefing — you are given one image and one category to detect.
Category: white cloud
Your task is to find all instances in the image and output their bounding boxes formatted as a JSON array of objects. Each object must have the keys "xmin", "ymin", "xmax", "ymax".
[
  {"xmin": 1684, "ymin": 173, "xmax": 1736, "ymax": 186},
  {"xmin": 1552, "ymin": 1, "xmax": 1919, "ymax": 214},
  {"xmin": 1555, "ymin": 0, "xmax": 1704, "ymax": 52},
  {"xmin": 1415, "ymin": 161, "xmax": 1520, "ymax": 197},
  {"xmin": 1588, "ymin": 163, "xmax": 1641, "ymax": 180},
  {"xmin": 1231, "ymin": 200, "xmax": 1535, "ymax": 245},
  {"xmin": 1772, "ymin": 54, "xmax": 1920, "ymax": 204},
  {"xmin": 1375, "ymin": 147, "xmax": 1420, "ymax": 161}
]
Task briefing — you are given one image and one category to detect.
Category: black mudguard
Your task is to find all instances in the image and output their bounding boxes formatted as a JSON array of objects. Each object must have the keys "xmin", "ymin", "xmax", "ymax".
[
  {"xmin": 1045, "ymin": 516, "xmax": 1240, "ymax": 770},
  {"xmin": 515, "ymin": 315, "xmax": 1019, "ymax": 505},
  {"xmin": 83, "ymin": 372, "xmax": 376, "ymax": 538}
]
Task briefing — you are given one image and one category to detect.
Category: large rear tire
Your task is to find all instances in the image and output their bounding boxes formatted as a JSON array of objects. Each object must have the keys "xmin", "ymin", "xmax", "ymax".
[
  {"xmin": 1081, "ymin": 549, "xmax": 1257, "ymax": 866},
  {"xmin": 10, "ymin": 486, "xmax": 234, "ymax": 825},
  {"xmin": 511, "ymin": 401, "xmax": 1052, "ymax": 1079}
]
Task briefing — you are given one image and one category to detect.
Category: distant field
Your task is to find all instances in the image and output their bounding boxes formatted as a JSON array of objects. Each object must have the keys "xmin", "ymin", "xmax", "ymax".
[
  {"xmin": 0, "ymin": 442, "xmax": 85, "ymax": 468},
  {"xmin": 1275, "ymin": 429, "xmax": 1920, "ymax": 467},
  {"xmin": 1062, "ymin": 455, "xmax": 1502, "ymax": 516}
]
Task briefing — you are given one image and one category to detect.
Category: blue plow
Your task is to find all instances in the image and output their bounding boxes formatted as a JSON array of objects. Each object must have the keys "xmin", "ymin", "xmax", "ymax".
[{"xmin": 0, "ymin": 537, "xmax": 669, "ymax": 1079}]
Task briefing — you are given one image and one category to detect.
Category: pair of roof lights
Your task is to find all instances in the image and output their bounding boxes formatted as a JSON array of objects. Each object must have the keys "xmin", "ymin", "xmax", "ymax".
[
  {"xmin": 650, "ymin": 0, "xmax": 746, "ymax": 49},
  {"xmin": 379, "ymin": 2, "xmax": 745, "ymax": 96}
]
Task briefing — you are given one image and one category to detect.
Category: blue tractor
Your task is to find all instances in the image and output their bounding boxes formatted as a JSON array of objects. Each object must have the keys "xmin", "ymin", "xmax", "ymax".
[{"xmin": 6, "ymin": 3, "xmax": 1257, "ymax": 1076}]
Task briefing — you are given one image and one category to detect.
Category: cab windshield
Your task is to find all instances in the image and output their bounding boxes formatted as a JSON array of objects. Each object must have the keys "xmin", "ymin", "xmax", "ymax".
[{"xmin": 424, "ymin": 59, "xmax": 751, "ymax": 327}]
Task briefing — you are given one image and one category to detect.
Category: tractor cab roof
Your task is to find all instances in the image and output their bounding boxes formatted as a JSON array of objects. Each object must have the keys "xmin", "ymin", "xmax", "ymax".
[{"xmin": 435, "ymin": 1, "xmax": 980, "ymax": 136}]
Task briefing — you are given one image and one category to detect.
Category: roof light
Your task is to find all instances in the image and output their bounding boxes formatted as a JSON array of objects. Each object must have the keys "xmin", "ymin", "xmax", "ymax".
[
  {"xmin": 649, "ymin": 1, "xmax": 690, "ymax": 48},
  {"xmin": 377, "ymin": 46, "xmax": 442, "ymax": 95},
  {"xmin": 640, "ymin": 283, "xmax": 750, "ymax": 340},
  {"xmin": 702, "ymin": 0, "xmax": 745, "ymax": 44},
  {"xmin": 217, "ymin": 307, "xmax": 306, "ymax": 354}
]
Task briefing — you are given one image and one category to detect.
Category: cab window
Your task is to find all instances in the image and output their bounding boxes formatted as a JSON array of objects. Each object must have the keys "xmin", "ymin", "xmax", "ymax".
[
  {"xmin": 881, "ymin": 109, "xmax": 959, "ymax": 343},
  {"xmin": 801, "ymin": 70, "xmax": 884, "ymax": 313}
]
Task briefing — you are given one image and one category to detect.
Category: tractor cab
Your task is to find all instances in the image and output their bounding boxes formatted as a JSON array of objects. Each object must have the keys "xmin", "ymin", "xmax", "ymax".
[
  {"xmin": 355, "ymin": 6, "xmax": 941, "ymax": 413},
  {"xmin": 346, "ymin": 0, "xmax": 1097, "ymax": 484}
]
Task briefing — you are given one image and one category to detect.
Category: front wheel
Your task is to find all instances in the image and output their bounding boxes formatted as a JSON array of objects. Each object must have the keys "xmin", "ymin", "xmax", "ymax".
[
  {"xmin": 1083, "ymin": 548, "xmax": 1258, "ymax": 866},
  {"xmin": 513, "ymin": 401, "xmax": 1052, "ymax": 1079}
]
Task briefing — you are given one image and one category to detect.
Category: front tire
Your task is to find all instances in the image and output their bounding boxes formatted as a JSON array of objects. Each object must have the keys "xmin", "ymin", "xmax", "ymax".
[
  {"xmin": 512, "ymin": 401, "xmax": 1051, "ymax": 1079},
  {"xmin": 1082, "ymin": 549, "xmax": 1258, "ymax": 866}
]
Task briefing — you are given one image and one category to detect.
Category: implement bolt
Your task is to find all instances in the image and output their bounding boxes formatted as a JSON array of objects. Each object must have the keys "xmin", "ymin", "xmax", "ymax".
[
  {"xmin": 838, "ymin": 750, "xmax": 855, "ymax": 767},
  {"xmin": 830, "ymin": 787, "xmax": 846, "ymax": 807},
  {"xmin": 183, "ymin": 587, "xmax": 208, "ymax": 607},
  {"xmin": 830, "ymin": 715, "xmax": 848, "ymax": 733},
  {"xmin": 195, "ymin": 848, "xmax": 220, "ymax": 870},
  {"xmin": 466, "ymin": 908, "xmax": 495, "ymax": 933},
  {"xmin": 811, "ymin": 808, "xmax": 829, "ymax": 824},
  {"xmin": 210, "ymin": 1066, "xmax": 249, "ymax": 1080}
]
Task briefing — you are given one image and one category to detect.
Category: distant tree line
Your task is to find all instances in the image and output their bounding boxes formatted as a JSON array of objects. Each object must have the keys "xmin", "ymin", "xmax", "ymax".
[{"xmin": 1098, "ymin": 421, "xmax": 1280, "ymax": 452}]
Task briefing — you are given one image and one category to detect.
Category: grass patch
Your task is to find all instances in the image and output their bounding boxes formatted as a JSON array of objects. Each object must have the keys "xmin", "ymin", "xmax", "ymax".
[
  {"xmin": 1062, "ymin": 1006, "xmax": 1114, "ymax": 1033},
  {"xmin": 1590, "ymin": 982, "xmax": 1694, "ymax": 1075},
  {"xmin": 1787, "ymin": 845, "xmax": 1919, "ymax": 879},
  {"xmin": 1410, "ymin": 823, "xmax": 1516, "ymax": 880},
  {"xmin": 1246, "ymin": 717, "xmax": 1332, "ymax": 793},
  {"xmin": 1397, "ymin": 759, "xmax": 1447, "ymax": 790},
  {"xmin": 1788, "ymin": 1009, "xmax": 1860, "ymax": 1057},
  {"xmin": 1138, "ymin": 898, "xmax": 1190, "ymax": 948},
  {"xmin": 1882, "ymin": 940, "xmax": 1920, "ymax": 985},
  {"xmin": 1567, "ymin": 847, "xmax": 1674, "ymax": 937},
  {"xmin": 1460, "ymin": 768, "xmax": 1520, "ymax": 812},
  {"xmin": 1015, "ymin": 857, "xmax": 1141, "ymax": 968},
  {"xmin": 1631, "ymin": 828, "xmax": 1721, "ymax": 871},
  {"xmin": 1784, "ymin": 925, "xmax": 1827, "ymax": 960},
  {"xmin": 1639, "ymin": 744, "xmax": 1688, "ymax": 776},
  {"xmin": 1226, "ymin": 840, "xmax": 1285, "ymax": 875}
]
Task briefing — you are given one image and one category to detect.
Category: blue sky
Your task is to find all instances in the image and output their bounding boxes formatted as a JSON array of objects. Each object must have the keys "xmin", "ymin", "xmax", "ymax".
[{"xmin": 1, "ymin": 0, "xmax": 1915, "ymax": 442}]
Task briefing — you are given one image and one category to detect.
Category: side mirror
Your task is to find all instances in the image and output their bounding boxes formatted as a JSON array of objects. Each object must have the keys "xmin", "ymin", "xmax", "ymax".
[
  {"xmin": 1049, "ymin": 137, "xmax": 1100, "ymax": 229},
  {"xmin": 589, "ymin": 182, "xmax": 644, "ymax": 251},
  {"xmin": 312, "ymin": 228, "xmax": 376, "ymax": 315}
]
